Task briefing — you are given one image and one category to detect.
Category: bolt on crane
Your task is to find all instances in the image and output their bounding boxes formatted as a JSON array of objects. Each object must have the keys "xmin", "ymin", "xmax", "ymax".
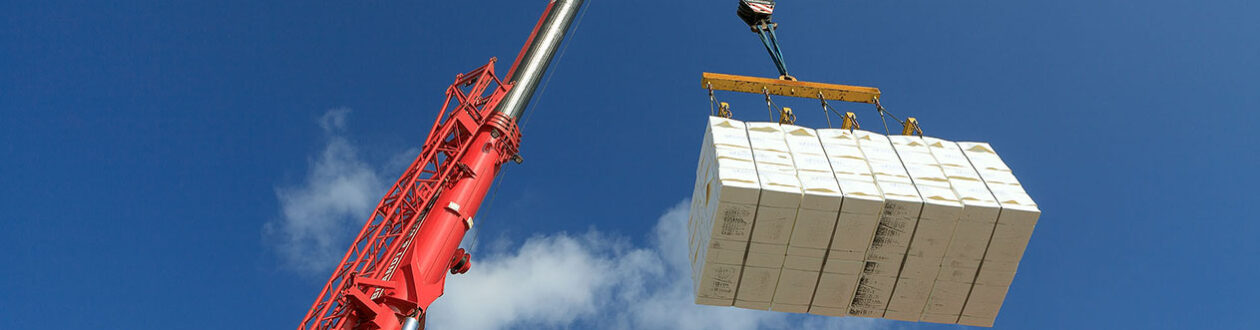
[{"xmin": 298, "ymin": 1, "xmax": 584, "ymax": 329}]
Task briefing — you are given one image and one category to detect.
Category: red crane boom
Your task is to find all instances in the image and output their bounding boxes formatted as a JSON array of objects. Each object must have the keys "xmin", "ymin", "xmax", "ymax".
[{"xmin": 299, "ymin": 1, "xmax": 584, "ymax": 329}]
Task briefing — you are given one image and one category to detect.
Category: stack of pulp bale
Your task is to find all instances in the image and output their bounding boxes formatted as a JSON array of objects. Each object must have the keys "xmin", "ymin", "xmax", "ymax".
[
  {"xmin": 687, "ymin": 116, "xmax": 1040, "ymax": 327},
  {"xmin": 810, "ymin": 129, "xmax": 884, "ymax": 316}
]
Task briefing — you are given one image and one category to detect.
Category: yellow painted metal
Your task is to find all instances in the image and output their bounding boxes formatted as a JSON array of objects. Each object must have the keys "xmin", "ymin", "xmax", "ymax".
[
  {"xmin": 901, "ymin": 117, "xmax": 922, "ymax": 136},
  {"xmin": 701, "ymin": 72, "xmax": 881, "ymax": 104},
  {"xmin": 779, "ymin": 107, "xmax": 795, "ymax": 124},
  {"xmin": 717, "ymin": 102, "xmax": 733, "ymax": 118},
  {"xmin": 841, "ymin": 112, "xmax": 859, "ymax": 130}
]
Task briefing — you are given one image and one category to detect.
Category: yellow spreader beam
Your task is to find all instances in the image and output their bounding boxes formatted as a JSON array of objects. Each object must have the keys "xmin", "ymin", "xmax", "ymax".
[{"xmin": 701, "ymin": 72, "xmax": 881, "ymax": 104}]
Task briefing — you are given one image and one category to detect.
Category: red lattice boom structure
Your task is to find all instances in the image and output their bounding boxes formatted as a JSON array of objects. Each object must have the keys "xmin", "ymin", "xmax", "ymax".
[
  {"xmin": 298, "ymin": 1, "xmax": 583, "ymax": 328},
  {"xmin": 300, "ymin": 59, "xmax": 521, "ymax": 330}
]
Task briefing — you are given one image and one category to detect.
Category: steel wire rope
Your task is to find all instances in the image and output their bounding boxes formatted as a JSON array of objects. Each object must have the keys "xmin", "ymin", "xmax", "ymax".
[
  {"xmin": 764, "ymin": 96, "xmax": 798, "ymax": 124},
  {"xmin": 483, "ymin": 0, "xmax": 592, "ymax": 250},
  {"xmin": 520, "ymin": 0, "xmax": 592, "ymax": 130},
  {"xmin": 871, "ymin": 99, "xmax": 923, "ymax": 136},
  {"xmin": 707, "ymin": 83, "xmax": 717, "ymax": 117},
  {"xmin": 819, "ymin": 94, "xmax": 833, "ymax": 128},
  {"xmin": 875, "ymin": 102, "xmax": 890, "ymax": 134},
  {"xmin": 754, "ymin": 22, "xmax": 790, "ymax": 78}
]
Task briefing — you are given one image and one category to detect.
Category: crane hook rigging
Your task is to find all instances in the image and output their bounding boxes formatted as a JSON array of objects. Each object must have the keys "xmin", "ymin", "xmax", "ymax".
[{"xmin": 738, "ymin": 0, "xmax": 795, "ymax": 81}]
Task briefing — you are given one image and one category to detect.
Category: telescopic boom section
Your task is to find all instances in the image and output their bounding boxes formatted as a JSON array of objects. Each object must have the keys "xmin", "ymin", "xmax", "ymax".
[
  {"xmin": 499, "ymin": 0, "xmax": 583, "ymax": 119},
  {"xmin": 299, "ymin": 1, "xmax": 583, "ymax": 330}
]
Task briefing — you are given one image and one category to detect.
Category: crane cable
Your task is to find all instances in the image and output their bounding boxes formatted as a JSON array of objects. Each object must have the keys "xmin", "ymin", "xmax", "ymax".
[
  {"xmin": 753, "ymin": 21, "xmax": 791, "ymax": 80},
  {"xmin": 819, "ymin": 93, "xmax": 832, "ymax": 128},
  {"xmin": 817, "ymin": 95, "xmax": 921, "ymax": 136},
  {"xmin": 480, "ymin": 0, "xmax": 593, "ymax": 252},
  {"xmin": 707, "ymin": 89, "xmax": 921, "ymax": 136},
  {"xmin": 707, "ymin": 83, "xmax": 717, "ymax": 116},
  {"xmin": 519, "ymin": 0, "xmax": 592, "ymax": 130},
  {"xmin": 876, "ymin": 102, "xmax": 891, "ymax": 135},
  {"xmin": 763, "ymin": 88, "xmax": 774, "ymax": 121},
  {"xmin": 706, "ymin": 83, "xmax": 733, "ymax": 118},
  {"xmin": 871, "ymin": 98, "xmax": 923, "ymax": 136}
]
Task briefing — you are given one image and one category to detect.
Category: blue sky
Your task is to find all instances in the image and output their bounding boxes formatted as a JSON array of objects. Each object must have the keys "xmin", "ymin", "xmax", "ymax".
[{"xmin": 2, "ymin": 0, "xmax": 1258, "ymax": 329}]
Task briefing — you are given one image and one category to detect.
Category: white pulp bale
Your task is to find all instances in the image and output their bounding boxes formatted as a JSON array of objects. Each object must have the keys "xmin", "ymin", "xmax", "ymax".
[
  {"xmin": 770, "ymin": 125, "xmax": 842, "ymax": 313},
  {"xmin": 956, "ymin": 142, "xmax": 1040, "ymax": 327},
  {"xmin": 844, "ymin": 130, "xmax": 924, "ymax": 318},
  {"xmin": 686, "ymin": 118, "xmax": 1037, "ymax": 328},
  {"xmin": 883, "ymin": 136, "xmax": 965, "ymax": 322},
  {"xmin": 916, "ymin": 137, "xmax": 1000, "ymax": 323},
  {"xmin": 689, "ymin": 117, "xmax": 761, "ymax": 306},
  {"xmin": 807, "ymin": 129, "xmax": 885, "ymax": 316},
  {"xmin": 734, "ymin": 122, "xmax": 803, "ymax": 309}
]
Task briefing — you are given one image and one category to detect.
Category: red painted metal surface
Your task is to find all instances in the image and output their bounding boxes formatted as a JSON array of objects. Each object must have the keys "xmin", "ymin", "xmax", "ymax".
[
  {"xmin": 298, "ymin": 58, "xmax": 523, "ymax": 330},
  {"xmin": 297, "ymin": 0, "xmax": 584, "ymax": 327}
]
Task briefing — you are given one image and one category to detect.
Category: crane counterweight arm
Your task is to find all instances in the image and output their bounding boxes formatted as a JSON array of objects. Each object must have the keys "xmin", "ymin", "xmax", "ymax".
[{"xmin": 299, "ymin": 1, "xmax": 584, "ymax": 329}]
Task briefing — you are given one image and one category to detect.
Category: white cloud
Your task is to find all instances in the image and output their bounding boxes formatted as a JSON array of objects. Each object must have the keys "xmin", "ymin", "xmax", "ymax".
[
  {"xmin": 428, "ymin": 202, "xmax": 890, "ymax": 330},
  {"xmin": 273, "ymin": 110, "xmax": 890, "ymax": 329},
  {"xmin": 267, "ymin": 108, "xmax": 386, "ymax": 273}
]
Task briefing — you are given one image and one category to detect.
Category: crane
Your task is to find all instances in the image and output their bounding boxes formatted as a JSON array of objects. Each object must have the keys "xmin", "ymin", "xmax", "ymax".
[
  {"xmin": 737, "ymin": 0, "xmax": 794, "ymax": 81},
  {"xmin": 298, "ymin": 1, "xmax": 584, "ymax": 329},
  {"xmin": 714, "ymin": 1, "xmax": 919, "ymax": 133}
]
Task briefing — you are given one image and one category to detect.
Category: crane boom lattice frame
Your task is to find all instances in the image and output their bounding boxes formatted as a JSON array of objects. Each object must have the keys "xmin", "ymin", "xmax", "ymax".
[
  {"xmin": 301, "ymin": 60, "xmax": 519, "ymax": 330},
  {"xmin": 300, "ymin": 1, "xmax": 583, "ymax": 328}
]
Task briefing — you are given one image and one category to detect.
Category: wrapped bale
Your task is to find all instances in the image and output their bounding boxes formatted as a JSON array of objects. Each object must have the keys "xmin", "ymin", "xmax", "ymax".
[
  {"xmin": 734, "ymin": 122, "xmax": 803, "ymax": 310},
  {"xmin": 685, "ymin": 119, "xmax": 1038, "ymax": 328},
  {"xmin": 918, "ymin": 137, "xmax": 1000, "ymax": 324},
  {"xmin": 689, "ymin": 117, "xmax": 760, "ymax": 306},
  {"xmin": 770, "ymin": 125, "xmax": 842, "ymax": 313},
  {"xmin": 884, "ymin": 136, "xmax": 964, "ymax": 322},
  {"xmin": 956, "ymin": 142, "xmax": 1040, "ymax": 327},
  {"xmin": 809, "ymin": 129, "xmax": 884, "ymax": 317},
  {"xmin": 849, "ymin": 130, "xmax": 924, "ymax": 318}
]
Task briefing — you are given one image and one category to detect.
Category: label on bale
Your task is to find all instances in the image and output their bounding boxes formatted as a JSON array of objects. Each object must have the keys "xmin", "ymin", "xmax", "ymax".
[
  {"xmin": 849, "ymin": 275, "xmax": 894, "ymax": 317},
  {"xmin": 697, "ymin": 264, "xmax": 742, "ymax": 298},
  {"xmin": 868, "ymin": 202, "xmax": 920, "ymax": 256},
  {"xmin": 718, "ymin": 203, "xmax": 754, "ymax": 238}
]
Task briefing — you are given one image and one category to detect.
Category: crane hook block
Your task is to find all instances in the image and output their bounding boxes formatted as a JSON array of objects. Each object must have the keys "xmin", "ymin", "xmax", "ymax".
[{"xmin": 738, "ymin": 0, "xmax": 776, "ymax": 26}]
